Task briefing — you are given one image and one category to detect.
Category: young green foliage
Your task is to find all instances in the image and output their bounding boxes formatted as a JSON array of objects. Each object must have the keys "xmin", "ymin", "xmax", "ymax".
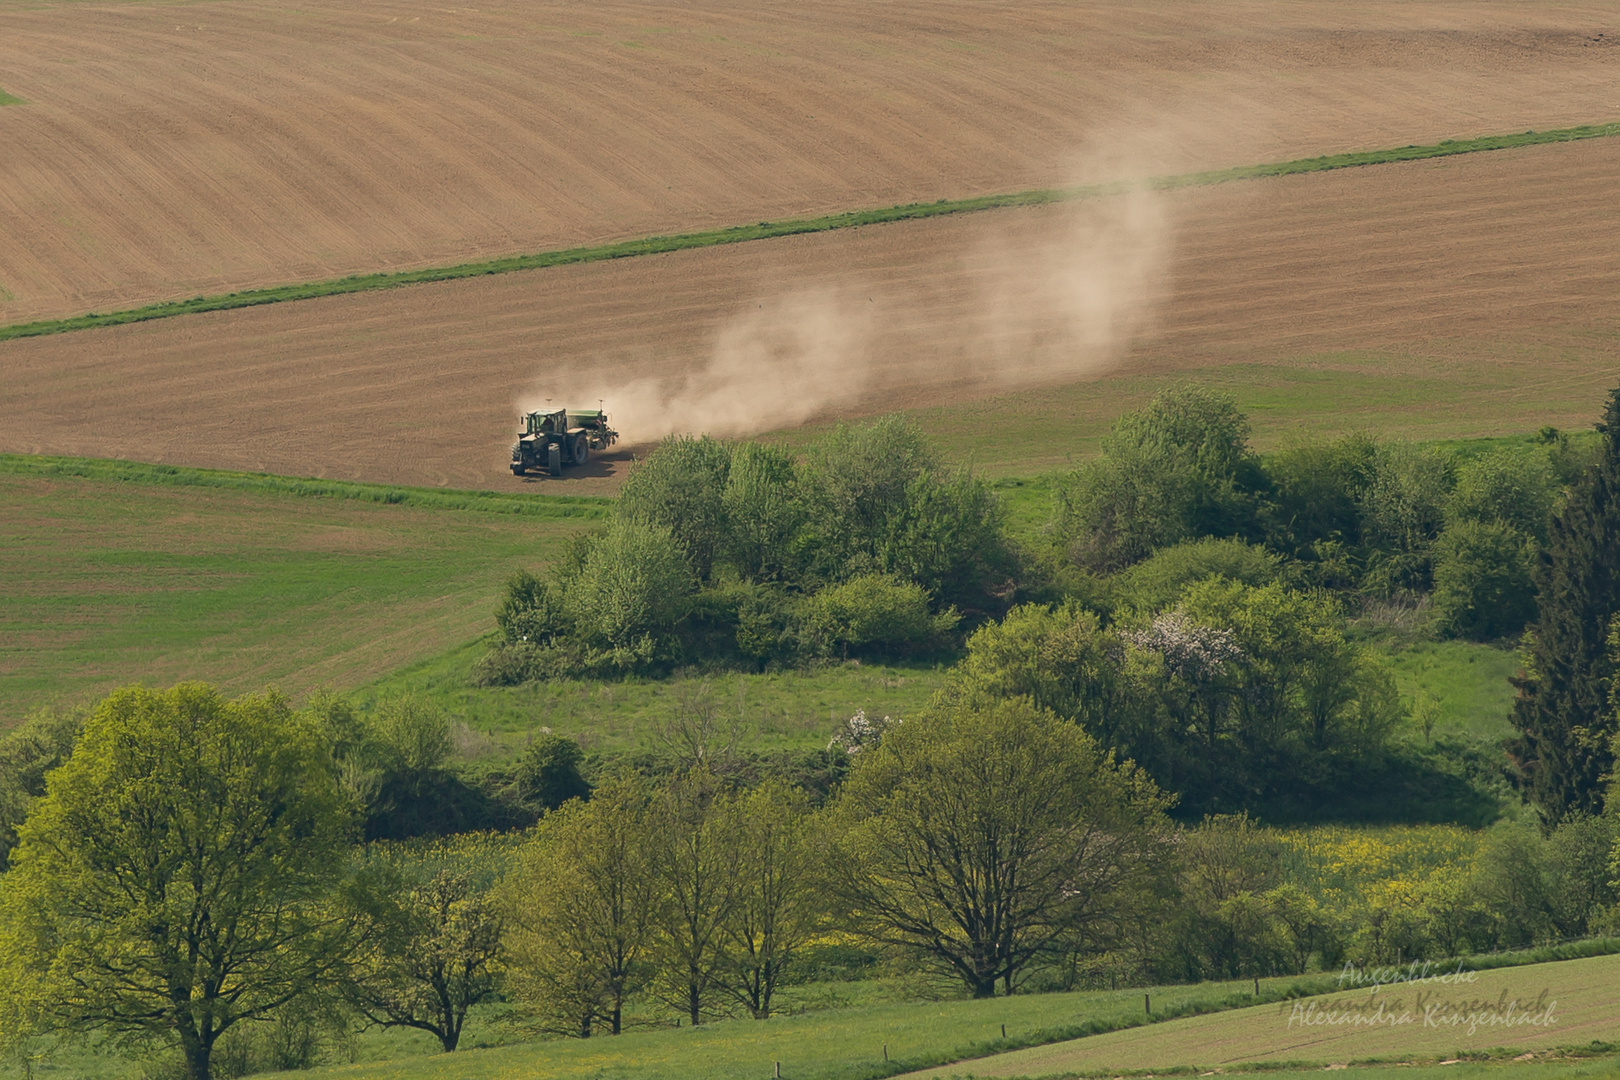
[
  {"xmin": 499, "ymin": 775, "xmax": 660, "ymax": 1037},
  {"xmin": 0, "ymin": 684, "xmax": 359, "ymax": 1080},
  {"xmin": 345, "ymin": 869, "xmax": 502, "ymax": 1052},
  {"xmin": 831, "ymin": 696, "xmax": 1174, "ymax": 998}
]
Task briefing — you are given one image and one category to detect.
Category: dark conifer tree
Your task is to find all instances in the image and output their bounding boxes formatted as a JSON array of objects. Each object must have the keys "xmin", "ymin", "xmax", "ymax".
[{"xmin": 1510, "ymin": 386, "xmax": 1620, "ymax": 820}]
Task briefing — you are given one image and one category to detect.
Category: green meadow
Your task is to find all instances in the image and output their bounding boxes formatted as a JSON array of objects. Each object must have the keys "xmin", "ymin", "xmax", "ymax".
[{"xmin": 0, "ymin": 458, "xmax": 595, "ymax": 725}]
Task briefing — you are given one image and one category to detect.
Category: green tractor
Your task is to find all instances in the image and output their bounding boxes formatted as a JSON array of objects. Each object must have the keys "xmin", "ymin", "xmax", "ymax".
[{"xmin": 510, "ymin": 406, "xmax": 619, "ymax": 477}]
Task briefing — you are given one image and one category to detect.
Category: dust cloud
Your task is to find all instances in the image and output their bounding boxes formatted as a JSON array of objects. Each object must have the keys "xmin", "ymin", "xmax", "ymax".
[{"xmin": 522, "ymin": 113, "xmax": 1248, "ymax": 444}]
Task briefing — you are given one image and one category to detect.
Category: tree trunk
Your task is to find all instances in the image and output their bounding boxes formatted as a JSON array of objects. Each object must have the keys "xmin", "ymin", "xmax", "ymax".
[
  {"xmin": 611, "ymin": 1002, "xmax": 622, "ymax": 1036},
  {"xmin": 438, "ymin": 1025, "xmax": 461, "ymax": 1053},
  {"xmin": 181, "ymin": 1038, "xmax": 212, "ymax": 1080},
  {"xmin": 688, "ymin": 974, "xmax": 702, "ymax": 1026}
]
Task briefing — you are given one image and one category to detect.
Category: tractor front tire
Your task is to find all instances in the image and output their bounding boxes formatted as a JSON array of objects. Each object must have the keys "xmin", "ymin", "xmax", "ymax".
[
  {"xmin": 511, "ymin": 463, "xmax": 527, "ymax": 476},
  {"xmin": 573, "ymin": 435, "xmax": 590, "ymax": 466},
  {"xmin": 548, "ymin": 443, "xmax": 563, "ymax": 477}
]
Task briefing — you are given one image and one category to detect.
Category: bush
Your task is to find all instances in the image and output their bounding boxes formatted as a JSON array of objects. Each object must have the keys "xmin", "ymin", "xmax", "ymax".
[
  {"xmin": 372, "ymin": 697, "xmax": 453, "ymax": 791},
  {"xmin": 515, "ymin": 735, "xmax": 592, "ymax": 812},
  {"xmin": 877, "ymin": 470, "xmax": 1008, "ymax": 606},
  {"xmin": 617, "ymin": 435, "xmax": 732, "ymax": 581},
  {"xmin": 1113, "ymin": 537, "xmax": 1284, "ymax": 613},
  {"xmin": 1429, "ymin": 521, "xmax": 1537, "ymax": 641},
  {"xmin": 722, "ymin": 441, "xmax": 803, "ymax": 583},
  {"xmin": 948, "ymin": 602, "xmax": 1121, "ymax": 730},
  {"xmin": 496, "ymin": 569, "xmax": 570, "ymax": 645},
  {"xmin": 563, "ymin": 520, "xmax": 695, "ymax": 657},
  {"xmin": 1448, "ymin": 447, "xmax": 1558, "ymax": 541},
  {"xmin": 1054, "ymin": 385, "xmax": 1258, "ymax": 572},
  {"xmin": 1260, "ymin": 434, "xmax": 1378, "ymax": 558},
  {"xmin": 804, "ymin": 574, "xmax": 957, "ymax": 657},
  {"xmin": 1358, "ymin": 442, "xmax": 1451, "ymax": 595},
  {"xmin": 0, "ymin": 708, "xmax": 82, "ymax": 870},
  {"xmin": 798, "ymin": 415, "xmax": 940, "ymax": 580}
]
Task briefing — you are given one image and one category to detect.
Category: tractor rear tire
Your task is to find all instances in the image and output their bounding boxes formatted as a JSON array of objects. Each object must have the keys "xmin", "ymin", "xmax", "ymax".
[
  {"xmin": 548, "ymin": 443, "xmax": 563, "ymax": 477},
  {"xmin": 573, "ymin": 435, "xmax": 590, "ymax": 466}
]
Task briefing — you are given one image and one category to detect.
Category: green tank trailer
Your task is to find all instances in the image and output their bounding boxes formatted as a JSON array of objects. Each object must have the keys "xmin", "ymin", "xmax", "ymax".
[{"xmin": 510, "ymin": 406, "xmax": 619, "ymax": 477}]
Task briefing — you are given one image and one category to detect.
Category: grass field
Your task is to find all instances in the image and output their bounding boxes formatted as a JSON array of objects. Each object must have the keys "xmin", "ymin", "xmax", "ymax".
[
  {"xmin": 298, "ymin": 975, "xmax": 1346, "ymax": 1080},
  {"xmin": 355, "ymin": 638, "xmax": 946, "ymax": 757},
  {"xmin": 0, "ymin": 461, "xmax": 597, "ymax": 727},
  {"xmin": 0, "ymin": 88, "xmax": 22, "ymax": 106},
  {"xmin": 1017, "ymin": 1058, "xmax": 1620, "ymax": 1080},
  {"xmin": 909, "ymin": 953, "xmax": 1620, "ymax": 1078}
]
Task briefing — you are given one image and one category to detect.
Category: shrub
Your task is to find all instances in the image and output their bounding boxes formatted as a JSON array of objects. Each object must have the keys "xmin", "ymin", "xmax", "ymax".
[
  {"xmin": 516, "ymin": 734, "xmax": 592, "ymax": 812},
  {"xmin": 1358, "ymin": 442, "xmax": 1451, "ymax": 595},
  {"xmin": 797, "ymin": 416, "xmax": 939, "ymax": 580},
  {"xmin": 804, "ymin": 574, "xmax": 957, "ymax": 657},
  {"xmin": 617, "ymin": 435, "xmax": 731, "ymax": 580},
  {"xmin": 1448, "ymin": 447, "xmax": 1558, "ymax": 541},
  {"xmin": 948, "ymin": 602, "xmax": 1121, "ymax": 730},
  {"xmin": 722, "ymin": 441, "xmax": 803, "ymax": 583},
  {"xmin": 372, "ymin": 697, "xmax": 453, "ymax": 792},
  {"xmin": 563, "ymin": 520, "xmax": 695, "ymax": 656},
  {"xmin": 1429, "ymin": 521, "xmax": 1536, "ymax": 641},
  {"xmin": 1055, "ymin": 385, "xmax": 1258, "ymax": 571},
  {"xmin": 1113, "ymin": 537, "xmax": 1284, "ymax": 613},
  {"xmin": 877, "ymin": 469, "xmax": 1007, "ymax": 606},
  {"xmin": 496, "ymin": 569, "xmax": 570, "ymax": 645},
  {"xmin": 1260, "ymin": 434, "xmax": 1378, "ymax": 558}
]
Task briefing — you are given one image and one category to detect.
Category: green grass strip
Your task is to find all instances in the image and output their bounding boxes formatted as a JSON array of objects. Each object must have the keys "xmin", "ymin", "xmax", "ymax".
[
  {"xmin": 0, "ymin": 454, "xmax": 611, "ymax": 519},
  {"xmin": 0, "ymin": 89, "xmax": 24, "ymax": 106},
  {"xmin": 3, "ymin": 121, "xmax": 1616, "ymax": 343}
]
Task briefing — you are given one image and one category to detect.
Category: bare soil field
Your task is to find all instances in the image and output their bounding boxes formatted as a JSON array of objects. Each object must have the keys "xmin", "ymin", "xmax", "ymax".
[
  {"xmin": 4, "ymin": 138, "xmax": 1619, "ymax": 490},
  {"xmin": 0, "ymin": 0, "xmax": 1617, "ymax": 323}
]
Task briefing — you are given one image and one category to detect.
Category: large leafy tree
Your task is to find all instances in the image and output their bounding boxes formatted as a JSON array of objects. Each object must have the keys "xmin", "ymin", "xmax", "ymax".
[
  {"xmin": 1511, "ymin": 387, "xmax": 1620, "ymax": 820},
  {"xmin": 717, "ymin": 782, "xmax": 821, "ymax": 1019},
  {"xmin": 647, "ymin": 769, "xmax": 741, "ymax": 1025},
  {"xmin": 345, "ymin": 870, "xmax": 501, "ymax": 1052},
  {"xmin": 0, "ymin": 684, "xmax": 358, "ymax": 1080},
  {"xmin": 499, "ymin": 776, "xmax": 660, "ymax": 1036},
  {"xmin": 832, "ymin": 697, "xmax": 1173, "ymax": 998}
]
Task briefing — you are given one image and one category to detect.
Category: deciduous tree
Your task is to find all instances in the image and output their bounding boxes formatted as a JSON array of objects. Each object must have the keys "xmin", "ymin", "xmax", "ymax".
[
  {"xmin": 345, "ymin": 869, "xmax": 501, "ymax": 1052},
  {"xmin": 718, "ymin": 782, "xmax": 820, "ymax": 1019},
  {"xmin": 0, "ymin": 684, "xmax": 358, "ymax": 1080},
  {"xmin": 499, "ymin": 776, "xmax": 659, "ymax": 1036},
  {"xmin": 832, "ymin": 697, "xmax": 1173, "ymax": 997}
]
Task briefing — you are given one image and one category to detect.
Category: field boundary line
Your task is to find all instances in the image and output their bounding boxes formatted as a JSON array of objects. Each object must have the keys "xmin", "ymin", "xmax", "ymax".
[
  {"xmin": 0, "ymin": 454, "xmax": 611, "ymax": 518},
  {"xmin": 3, "ymin": 121, "xmax": 1617, "ymax": 343}
]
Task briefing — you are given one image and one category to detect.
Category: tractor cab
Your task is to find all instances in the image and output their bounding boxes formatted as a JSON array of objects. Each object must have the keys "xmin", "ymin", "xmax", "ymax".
[{"xmin": 523, "ymin": 408, "xmax": 568, "ymax": 438}]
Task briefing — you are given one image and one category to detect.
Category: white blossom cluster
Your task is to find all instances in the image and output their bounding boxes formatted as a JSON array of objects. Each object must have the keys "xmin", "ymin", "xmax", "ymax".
[
  {"xmin": 827, "ymin": 708, "xmax": 899, "ymax": 755},
  {"xmin": 1123, "ymin": 612, "xmax": 1245, "ymax": 682}
]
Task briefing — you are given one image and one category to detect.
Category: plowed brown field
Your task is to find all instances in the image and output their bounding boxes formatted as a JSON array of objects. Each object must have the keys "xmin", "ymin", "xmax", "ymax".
[
  {"xmin": 1, "ymin": 0, "xmax": 1618, "ymax": 323},
  {"xmin": 4, "ymin": 138, "xmax": 1619, "ymax": 490}
]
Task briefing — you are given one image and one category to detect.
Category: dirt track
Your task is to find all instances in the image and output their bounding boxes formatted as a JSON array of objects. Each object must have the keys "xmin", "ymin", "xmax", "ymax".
[
  {"xmin": 1, "ymin": 0, "xmax": 1618, "ymax": 323},
  {"xmin": 5, "ymin": 138, "xmax": 1619, "ymax": 490}
]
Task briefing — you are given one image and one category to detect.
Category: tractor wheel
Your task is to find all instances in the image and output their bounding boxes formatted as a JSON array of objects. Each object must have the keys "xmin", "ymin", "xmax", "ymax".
[
  {"xmin": 511, "ymin": 464, "xmax": 527, "ymax": 476},
  {"xmin": 573, "ymin": 435, "xmax": 590, "ymax": 466},
  {"xmin": 547, "ymin": 443, "xmax": 563, "ymax": 477}
]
